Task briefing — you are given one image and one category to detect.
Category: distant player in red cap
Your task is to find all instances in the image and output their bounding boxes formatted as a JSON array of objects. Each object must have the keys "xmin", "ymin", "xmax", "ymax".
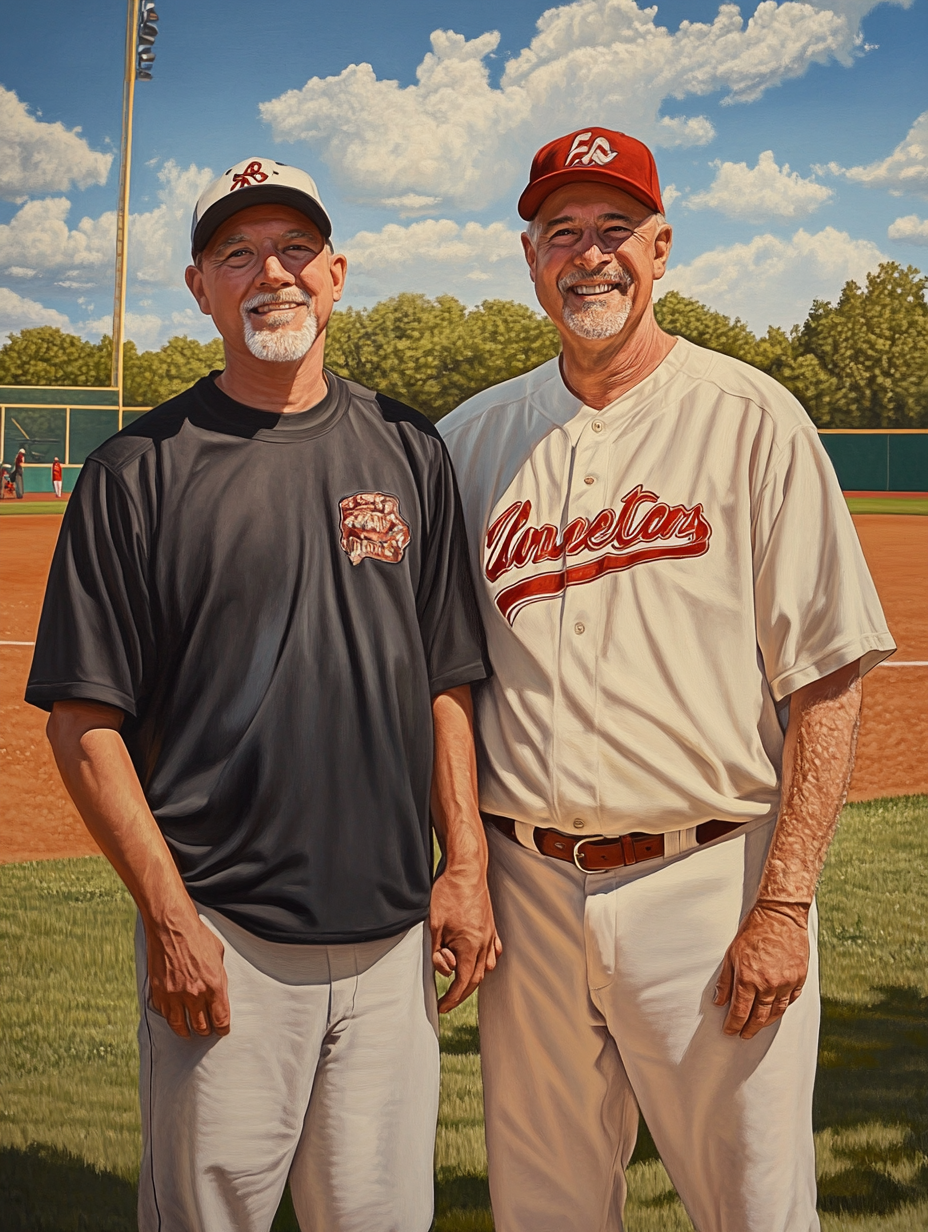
[
  {"xmin": 51, "ymin": 457, "xmax": 63, "ymax": 498},
  {"xmin": 439, "ymin": 128, "xmax": 894, "ymax": 1230}
]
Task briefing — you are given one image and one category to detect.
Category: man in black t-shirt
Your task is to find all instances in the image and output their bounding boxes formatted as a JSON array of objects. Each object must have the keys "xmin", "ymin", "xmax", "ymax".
[{"xmin": 27, "ymin": 156, "xmax": 498, "ymax": 1232}]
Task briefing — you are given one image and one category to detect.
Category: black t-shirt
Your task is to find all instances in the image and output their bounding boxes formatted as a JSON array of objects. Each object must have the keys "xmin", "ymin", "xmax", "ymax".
[{"xmin": 27, "ymin": 372, "xmax": 489, "ymax": 943}]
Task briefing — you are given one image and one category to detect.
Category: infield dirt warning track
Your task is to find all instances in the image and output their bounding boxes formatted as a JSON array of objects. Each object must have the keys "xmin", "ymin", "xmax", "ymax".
[{"xmin": 1, "ymin": 513, "xmax": 925, "ymax": 864}]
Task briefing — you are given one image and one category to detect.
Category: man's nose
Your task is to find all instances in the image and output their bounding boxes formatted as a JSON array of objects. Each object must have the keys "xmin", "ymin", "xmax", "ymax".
[
  {"xmin": 257, "ymin": 254, "xmax": 295, "ymax": 286},
  {"xmin": 575, "ymin": 243, "xmax": 612, "ymax": 271}
]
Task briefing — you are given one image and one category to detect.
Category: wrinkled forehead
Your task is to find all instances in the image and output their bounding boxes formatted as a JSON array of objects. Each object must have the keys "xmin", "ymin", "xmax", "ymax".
[
  {"xmin": 204, "ymin": 202, "xmax": 325, "ymax": 255},
  {"xmin": 533, "ymin": 180, "xmax": 655, "ymax": 227}
]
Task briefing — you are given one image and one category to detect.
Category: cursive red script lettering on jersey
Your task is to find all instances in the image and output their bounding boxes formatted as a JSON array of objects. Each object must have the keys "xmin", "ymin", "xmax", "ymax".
[{"xmin": 485, "ymin": 484, "xmax": 712, "ymax": 624}]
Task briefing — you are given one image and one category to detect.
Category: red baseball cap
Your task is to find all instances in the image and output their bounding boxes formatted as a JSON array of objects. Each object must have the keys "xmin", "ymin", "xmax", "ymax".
[{"xmin": 518, "ymin": 127, "xmax": 664, "ymax": 221}]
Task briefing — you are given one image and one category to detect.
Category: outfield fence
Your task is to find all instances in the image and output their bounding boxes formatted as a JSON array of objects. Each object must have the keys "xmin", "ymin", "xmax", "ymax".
[
  {"xmin": 2, "ymin": 386, "xmax": 927, "ymax": 494},
  {"xmin": 0, "ymin": 388, "xmax": 148, "ymax": 495}
]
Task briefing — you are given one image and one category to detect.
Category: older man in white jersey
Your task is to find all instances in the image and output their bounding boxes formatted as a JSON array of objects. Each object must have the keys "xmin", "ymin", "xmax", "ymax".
[{"xmin": 438, "ymin": 128, "xmax": 895, "ymax": 1231}]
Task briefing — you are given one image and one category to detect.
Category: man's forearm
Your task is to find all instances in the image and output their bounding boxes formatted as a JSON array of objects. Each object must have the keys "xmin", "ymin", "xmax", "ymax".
[
  {"xmin": 429, "ymin": 685, "xmax": 500, "ymax": 1011},
  {"xmin": 431, "ymin": 685, "xmax": 488, "ymax": 873},
  {"xmin": 47, "ymin": 700, "xmax": 229, "ymax": 1037},
  {"xmin": 756, "ymin": 661, "xmax": 863, "ymax": 916},
  {"xmin": 47, "ymin": 700, "xmax": 196, "ymax": 932},
  {"xmin": 715, "ymin": 660, "xmax": 862, "ymax": 1037}
]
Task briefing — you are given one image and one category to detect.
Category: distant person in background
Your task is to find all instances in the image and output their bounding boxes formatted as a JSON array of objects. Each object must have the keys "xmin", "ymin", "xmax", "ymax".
[
  {"xmin": 13, "ymin": 448, "xmax": 25, "ymax": 499},
  {"xmin": 51, "ymin": 457, "xmax": 63, "ymax": 499}
]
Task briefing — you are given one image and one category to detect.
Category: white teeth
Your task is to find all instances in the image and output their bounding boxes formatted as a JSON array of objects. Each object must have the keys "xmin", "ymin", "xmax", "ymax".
[{"xmin": 573, "ymin": 284, "xmax": 623, "ymax": 295}]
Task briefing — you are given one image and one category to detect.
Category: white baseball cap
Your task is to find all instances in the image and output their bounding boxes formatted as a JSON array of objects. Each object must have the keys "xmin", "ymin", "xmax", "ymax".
[{"xmin": 190, "ymin": 157, "xmax": 332, "ymax": 257}]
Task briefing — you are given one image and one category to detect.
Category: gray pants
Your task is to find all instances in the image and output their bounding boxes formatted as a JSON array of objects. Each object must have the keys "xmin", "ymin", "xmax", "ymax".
[{"xmin": 135, "ymin": 910, "xmax": 440, "ymax": 1232}]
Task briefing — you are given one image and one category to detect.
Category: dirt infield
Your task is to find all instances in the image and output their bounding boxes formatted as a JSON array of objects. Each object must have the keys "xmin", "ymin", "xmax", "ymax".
[{"xmin": 1, "ymin": 513, "xmax": 925, "ymax": 863}]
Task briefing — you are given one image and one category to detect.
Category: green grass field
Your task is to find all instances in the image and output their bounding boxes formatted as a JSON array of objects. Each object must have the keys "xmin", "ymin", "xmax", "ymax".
[
  {"xmin": 844, "ymin": 499, "xmax": 928, "ymax": 515},
  {"xmin": 1, "ymin": 796, "xmax": 926, "ymax": 1231},
  {"xmin": 0, "ymin": 501, "xmax": 69, "ymax": 515}
]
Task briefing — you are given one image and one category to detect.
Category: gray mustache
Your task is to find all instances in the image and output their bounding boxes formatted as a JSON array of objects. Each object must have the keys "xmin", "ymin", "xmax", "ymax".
[
  {"xmin": 558, "ymin": 270, "xmax": 633, "ymax": 294},
  {"xmin": 242, "ymin": 290, "xmax": 313, "ymax": 311}
]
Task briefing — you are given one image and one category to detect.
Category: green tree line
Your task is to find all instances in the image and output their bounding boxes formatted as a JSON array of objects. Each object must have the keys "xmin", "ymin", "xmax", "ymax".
[{"xmin": 1, "ymin": 261, "xmax": 925, "ymax": 427}]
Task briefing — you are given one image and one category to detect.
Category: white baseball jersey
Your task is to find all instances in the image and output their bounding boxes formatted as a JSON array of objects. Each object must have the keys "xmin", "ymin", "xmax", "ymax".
[{"xmin": 439, "ymin": 338, "xmax": 895, "ymax": 836}]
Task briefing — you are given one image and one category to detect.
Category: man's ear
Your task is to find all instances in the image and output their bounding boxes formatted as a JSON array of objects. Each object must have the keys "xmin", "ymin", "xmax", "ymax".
[
  {"xmin": 521, "ymin": 232, "xmax": 537, "ymax": 285},
  {"xmin": 185, "ymin": 264, "xmax": 213, "ymax": 316},
  {"xmin": 652, "ymin": 223, "xmax": 673, "ymax": 281},
  {"xmin": 328, "ymin": 252, "xmax": 348, "ymax": 303}
]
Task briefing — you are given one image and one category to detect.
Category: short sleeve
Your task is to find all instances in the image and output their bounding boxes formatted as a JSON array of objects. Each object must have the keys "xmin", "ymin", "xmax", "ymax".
[
  {"xmin": 753, "ymin": 427, "xmax": 895, "ymax": 701},
  {"xmin": 416, "ymin": 440, "xmax": 491, "ymax": 695},
  {"xmin": 25, "ymin": 457, "xmax": 154, "ymax": 716}
]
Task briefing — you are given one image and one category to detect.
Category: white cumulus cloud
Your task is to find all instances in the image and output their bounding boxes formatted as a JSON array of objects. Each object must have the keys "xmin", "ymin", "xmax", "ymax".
[
  {"xmin": 0, "ymin": 286, "xmax": 73, "ymax": 344},
  {"xmin": 661, "ymin": 225, "xmax": 886, "ymax": 330},
  {"xmin": 129, "ymin": 160, "xmax": 215, "ymax": 283},
  {"xmin": 260, "ymin": 0, "xmax": 860, "ymax": 213},
  {"xmin": 888, "ymin": 214, "xmax": 928, "ymax": 245},
  {"xmin": 0, "ymin": 85, "xmax": 112, "ymax": 203},
  {"xmin": 835, "ymin": 110, "xmax": 928, "ymax": 198},
  {"xmin": 0, "ymin": 197, "xmax": 113, "ymax": 274},
  {"xmin": 806, "ymin": 0, "xmax": 913, "ymax": 25},
  {"xmin": 81, "ymin": 309, "xmax": 167, "ymax": 351},
  {"xmin": 0, "ymin": 161, "xmax": 213, "ymax": 288},
  {"xmin": 340, "ymin": 218, "xmax": 531, "ymax": 305},
  {"xmin": 686, "ymin": 150, "xmax": 832, "ymax": 219}
]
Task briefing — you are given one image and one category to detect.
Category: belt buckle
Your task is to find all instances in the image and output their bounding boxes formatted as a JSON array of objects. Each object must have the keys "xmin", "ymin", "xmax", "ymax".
[{"xmin": 572, "ymin": 835, "xmax": 607, "ymax": 872}]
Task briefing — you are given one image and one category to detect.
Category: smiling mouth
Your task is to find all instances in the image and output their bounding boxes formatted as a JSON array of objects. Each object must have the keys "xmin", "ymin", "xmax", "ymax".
[
  {"xmin": 251, "ymin": 301, "xmax": 306, "ymax": 316},
  {"xmin": 569, "ymin": 283, "xmax": 626, "ymax": 297}
]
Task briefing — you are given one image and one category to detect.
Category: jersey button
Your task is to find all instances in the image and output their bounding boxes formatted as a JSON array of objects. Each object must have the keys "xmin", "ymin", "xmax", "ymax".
[
  {"xmin": 591, "ymin": 420, "xmax": 604, "ymax": 433},
  {"xmin": 574, "ymin": 621, "xmax": 585, "ymax": 635},
  {"xmin": 573, "ymin": 818, "xmax": 585, "ymax": 830},
  {"xmin": 583, "ymin": 476, "xmax": 595, "ymax": 485}
]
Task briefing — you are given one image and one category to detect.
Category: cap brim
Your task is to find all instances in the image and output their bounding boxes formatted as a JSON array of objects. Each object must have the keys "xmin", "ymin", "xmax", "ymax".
[
  {"xmin": 518, "ymin": 167, "xmax": 662, "ymax": 221},
  {"xmin": 192, "ymin": 185, "xmax": 332, "ymax": 256}
]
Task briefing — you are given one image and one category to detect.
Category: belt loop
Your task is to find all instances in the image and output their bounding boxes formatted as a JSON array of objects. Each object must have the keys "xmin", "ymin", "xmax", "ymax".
[
  {"xmin": 620, "ymin": 834, "xmax": 637, "ymax": 865},
  {"xmin": 663, "ymin": 829, "xmax": 681, "ymax": 857},
  {"xmin": 680, "ymin": 826, "xmax": 699, "ymax": 852},
  {"xmin": 514, "ymin": 820, "xmax": 538, "ymax": 851}
]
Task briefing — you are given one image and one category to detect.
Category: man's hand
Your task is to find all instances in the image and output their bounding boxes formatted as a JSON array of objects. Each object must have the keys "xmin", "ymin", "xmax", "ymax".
[
  {"xmin": 430, "ymin": 866, "xmax": 502, "ymax": 1014},
  {"xmin": 146, "ymin": 914, "xmax": 231, "ymax": 1038},
  {"xmin": 713, "ymin": 902, "xmax": 809, "ymax": 1039}
]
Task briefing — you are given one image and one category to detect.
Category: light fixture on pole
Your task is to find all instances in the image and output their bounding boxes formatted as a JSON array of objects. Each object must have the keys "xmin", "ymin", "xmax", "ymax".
[{"xmin": 109, "ymin": 0, "xmax": 160, "ymax": 400}]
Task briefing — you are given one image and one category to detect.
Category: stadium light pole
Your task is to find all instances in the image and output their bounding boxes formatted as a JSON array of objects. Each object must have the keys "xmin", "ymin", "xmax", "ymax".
[{"xmin": 110, "ymin": 0, "xmax": 159, "ymax": 401}]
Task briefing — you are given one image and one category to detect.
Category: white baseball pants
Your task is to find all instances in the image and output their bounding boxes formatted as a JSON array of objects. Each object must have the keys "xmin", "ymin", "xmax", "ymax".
[
  {"xmin": 479, "ymin": 818, "xmax": 821, "ymax": 1232},
  {"xmin": 135, "ymin": 910, "xmax": 440, "ymax": 1232}
]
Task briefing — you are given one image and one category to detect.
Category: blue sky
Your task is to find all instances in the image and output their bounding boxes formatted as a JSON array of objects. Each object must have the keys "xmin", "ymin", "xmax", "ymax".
[{"xmin": 1, "ymin": 0, "xmax": 926, "ymax": 350}]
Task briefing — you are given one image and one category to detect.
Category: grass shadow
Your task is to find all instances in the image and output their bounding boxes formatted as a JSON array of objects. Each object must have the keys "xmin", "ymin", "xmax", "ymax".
[
  {"xmin": 435, "ymin": 1168, "xmax": 492, "ymax": 1214},
  {"xmin": 630, "ymin": 1115, "xmax": 661, "ymax": 1165},
  {"xmin": 270, "ymin": 1183, "xmax": 299, "ymax": 1230},
  {"xmin": 814, "ymin": 986, "xmax": 927, "ymax": 1215},
  {"xmin": 440, "ymin": 1022, "xmax": 481, "ymax": 1056},
  {"xmin": 0, "ymin": 1145, "xmax": 137, "ymax": 1232}
]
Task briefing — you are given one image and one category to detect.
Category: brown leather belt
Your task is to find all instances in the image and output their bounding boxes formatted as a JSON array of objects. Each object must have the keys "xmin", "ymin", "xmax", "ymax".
[{"xmin": 483, "ymin": 813, "xmax": 743, "ymax": 873}]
